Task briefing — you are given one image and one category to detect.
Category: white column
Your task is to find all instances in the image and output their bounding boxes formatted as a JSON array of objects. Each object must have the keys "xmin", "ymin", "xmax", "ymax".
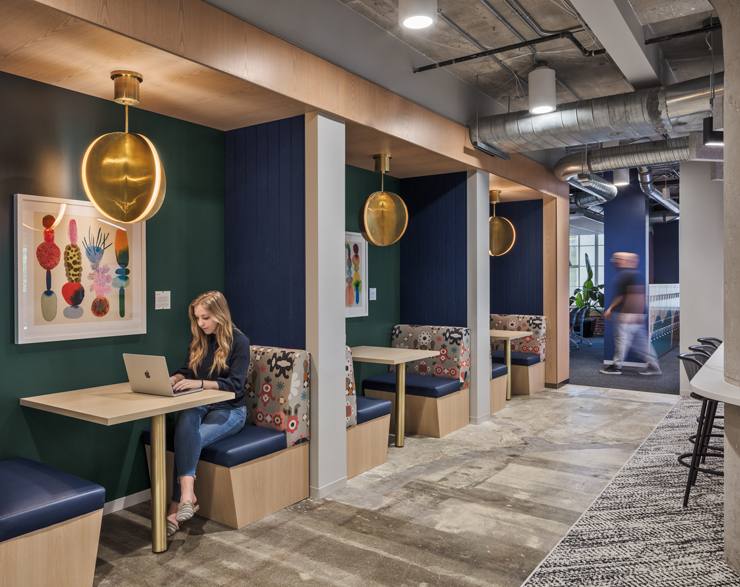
[
  {"xmin": 467, "ymin": 170, "xmax": 491, "ymax": 424},
  {"xmin": 679, "ymin": 161, "xmax": 724, "ymax": 394},
  {"xmin": 305, "ymin": 111, "xmax": 347, "ymax": 498}
]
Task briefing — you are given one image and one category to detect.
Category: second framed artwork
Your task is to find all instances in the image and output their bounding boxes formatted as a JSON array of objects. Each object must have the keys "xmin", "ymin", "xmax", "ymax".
[
  {"xmin": 345, "ymin": 232, "xmax": 368, "ymax": 318},
  {"xmin": 15, "ymin": 193, "xmax": 146, "ymax": 344}
]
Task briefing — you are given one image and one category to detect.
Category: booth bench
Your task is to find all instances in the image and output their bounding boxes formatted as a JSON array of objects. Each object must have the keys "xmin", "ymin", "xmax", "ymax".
[
  {"xmin": 0, "ymin": 458, "xmax": 105, "ymax": 587},
  {"xmin": 345, "ymin": 346, "xmax": 392, "ymax": 478},
  {"xmin": 490, "ymin": 314, "xmax": 546, "ymax": 395},
  {"xmin": 363, "ymin": 325, "xmax": 471, "ymax": 438},
  {"xmin": 144, "ymin": 345, "xmax": 310, "ymax": 530},
  {"xmin": 490, "ymin": 363, "xmax": 508, "ymax": 414}
]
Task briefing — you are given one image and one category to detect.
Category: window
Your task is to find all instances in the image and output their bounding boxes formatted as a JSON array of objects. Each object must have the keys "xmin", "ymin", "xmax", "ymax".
[{"xmin": 570, "ymin": 234, "xmax": 604, "ymax": 295}]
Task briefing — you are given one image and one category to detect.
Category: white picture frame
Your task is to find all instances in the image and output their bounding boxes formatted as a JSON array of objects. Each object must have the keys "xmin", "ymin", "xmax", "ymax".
[
  {"xmin": 345, "ymin": 231, "xmax": 368, "ymax": 318},
  {"xmin": 15, "ymin": 194, "xmax": 147, "ymax": 344}
]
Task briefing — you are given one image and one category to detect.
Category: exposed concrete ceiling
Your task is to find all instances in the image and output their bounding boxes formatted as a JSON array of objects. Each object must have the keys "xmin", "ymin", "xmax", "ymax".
[{"xmin": 339, "ymin": 0, "xmax": 723, "ymax": 112}]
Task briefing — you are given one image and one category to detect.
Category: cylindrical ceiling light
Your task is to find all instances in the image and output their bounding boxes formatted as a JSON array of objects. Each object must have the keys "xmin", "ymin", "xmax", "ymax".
[
  {"xmin": 489, "ymin": 190, "xmax": 516, "ymax": 256},
  {"xmin": 82, "ymin": 71, "xmax": 166, "ymax": 224},
  {"xmin": 613, "ymin": 168, "xmax": 630, "ymax": 187},
  {"xmin": 528, "ymin": 66, "xmax": 556, "ymax": 114},
  {"xmin": 359, "ymin": 154, "xmax": 409, "ymax": 246},
  {"xmin": 662, "ymin": 186, "xmax": 671, "ymax": 200},
  {"xmin": 399, "ymin": 0, "xmax": 437, "ymax": 29}
]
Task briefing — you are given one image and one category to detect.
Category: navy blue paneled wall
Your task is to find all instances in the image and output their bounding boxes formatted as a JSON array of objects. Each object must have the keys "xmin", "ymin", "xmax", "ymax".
[
  {"xmin": 653, "ymin": 221, "xmax": 680, "ymax": 284},
  {"xmin": 490, "ymin": 201, "xmax": 543, "ymax": 315},
  {"xmin": 603, "ymin": 169, "xmax": 649, "ymax": 362},
  {"xmin": 399, "ymin": 172, "xmax": 467, "ymax": 327},
  {"xmin": 225, "ymin": 115, "xmax": 306, "ymax": 349}
]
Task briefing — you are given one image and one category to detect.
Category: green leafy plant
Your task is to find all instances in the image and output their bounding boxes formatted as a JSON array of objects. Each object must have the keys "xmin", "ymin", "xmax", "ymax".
[{"xmin": 570, "ymin": 253, "xmax": 604, "ymax": 318}]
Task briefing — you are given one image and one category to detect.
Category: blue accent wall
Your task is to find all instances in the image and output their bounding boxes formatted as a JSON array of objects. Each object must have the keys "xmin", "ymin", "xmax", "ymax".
[
  {"xmin": 653, "ymin": 221, "xmax": 680, "ymax": 284},
  {"xmin": 225, "ymin": 115, "xmax": 306, "ymax": 349},
  {"xmin": 490, "ymin": 201, "xmax": 543, "ymax": 315},
  {"xmin": 399, "ymin": 172, "xmax": 467, "ymax": 327},
  {"xmin": 603, "ymin": 170, "xmax": 649, "ymax": 362}
]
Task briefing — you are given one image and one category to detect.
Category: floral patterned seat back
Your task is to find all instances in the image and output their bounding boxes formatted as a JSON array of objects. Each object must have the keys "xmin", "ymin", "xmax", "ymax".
[
  {"xmin": 490, "ymin": 314, "xmax": 546, "ymax": 362},
  {"xmin": 345, "ymin": 346, "xmax": 358, "ymax": 429},
  {"xmin": 389, "ymin": 325, "xmax": 471, "ymax": 389},
  {"xmin": 245, "ymin": 346, "xmax": 311, "ymax": 446}
]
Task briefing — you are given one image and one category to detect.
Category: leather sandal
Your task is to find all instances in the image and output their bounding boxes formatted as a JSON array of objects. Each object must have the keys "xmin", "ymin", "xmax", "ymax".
[{"xmin": 175, "ymin": 501, "xmax": 200, "ymax": 523}]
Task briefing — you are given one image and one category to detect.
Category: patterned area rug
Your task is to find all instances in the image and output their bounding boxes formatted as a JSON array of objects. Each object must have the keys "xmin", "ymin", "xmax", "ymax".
[{"xmin": 523, "ymin": 397, "xmax": 740, "ymax": 587}]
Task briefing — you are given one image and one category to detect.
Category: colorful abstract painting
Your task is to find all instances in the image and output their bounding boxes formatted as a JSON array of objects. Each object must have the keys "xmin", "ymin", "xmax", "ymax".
[
  {"xmin": 15, "ymin": 194, "xmax": 146, "ymax": 344},
  {"xmin": 344, "ymin": 232, "xmax": 368, "ymax": 318}
]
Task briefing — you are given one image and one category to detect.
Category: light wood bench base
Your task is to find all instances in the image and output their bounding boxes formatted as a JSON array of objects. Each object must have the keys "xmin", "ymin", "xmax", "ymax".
[
  {"xmin": 0, "ymin": 509, "xmax": 102, "ymax": 587},
  {"xmin": 490, "ymin": 375, "xmax": 507, "ymax": 414},
  {"xmin": 364, "ymin": 387, "xmax": 469, "ymax": 438},
  {"xmin": 511, "ymin": 362, "xmax": 546, "ymax": 395},
  {"xmin": 347, "ymin": 414, "xmax": 391, "ymax": 479},
  {"xmin": 146, "ymin": 442, "xmax": 309, "ymax": 529}
]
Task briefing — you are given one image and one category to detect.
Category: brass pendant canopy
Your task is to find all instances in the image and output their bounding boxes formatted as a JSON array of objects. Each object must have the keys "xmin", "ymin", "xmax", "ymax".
[
  {"xmin": 359, "ymin": 154, "xmax": 409, "ymax": 246},
  {"xmin": 489, "ymin": 190, "xmax": 516, "ymax": 256},
  {"xmin": 82, "ymin": 71, "xmax": 166, "ymax": 224}
]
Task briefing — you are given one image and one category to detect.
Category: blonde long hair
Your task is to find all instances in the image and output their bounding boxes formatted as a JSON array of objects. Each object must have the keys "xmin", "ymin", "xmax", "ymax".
[{"xmin": 188, "ymin": 291, "xmax": 235, "ymax": 378}]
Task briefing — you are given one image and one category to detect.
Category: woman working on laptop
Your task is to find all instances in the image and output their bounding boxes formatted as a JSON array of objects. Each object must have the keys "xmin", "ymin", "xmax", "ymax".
[{"xmin": 166, "ymin": 290, "xmax": 250, "ymax": 537}]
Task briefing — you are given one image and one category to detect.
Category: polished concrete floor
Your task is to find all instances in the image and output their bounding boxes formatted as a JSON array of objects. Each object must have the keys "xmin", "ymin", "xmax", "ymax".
[{"xmin": 94, "ymin": 386, "xmax": 677, "ymax": 587}]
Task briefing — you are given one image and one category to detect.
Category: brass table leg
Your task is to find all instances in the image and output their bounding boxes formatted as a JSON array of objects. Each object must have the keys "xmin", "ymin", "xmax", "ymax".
[
  {"xmin": 505, "ymin": 344, "xmax": 512, "ymax": 401},
  {"xmin": 150, "ymin": 414, "xmax": 167, "ymax": 553},
  {"xmin": 395, "ymin": 367, "xmax": 406, "ymax": 447}
]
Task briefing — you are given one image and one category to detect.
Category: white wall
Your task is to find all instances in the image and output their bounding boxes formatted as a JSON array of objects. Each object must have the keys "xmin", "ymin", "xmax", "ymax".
[{"xmin": 679, "ymin": 161, "xmax": 724, "ymax": 393}]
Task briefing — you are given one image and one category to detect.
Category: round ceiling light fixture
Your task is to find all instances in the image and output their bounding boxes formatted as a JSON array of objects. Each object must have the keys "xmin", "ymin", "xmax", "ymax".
[
  {"xmin": 399, "ymin": 0, "xmax": 437, "ymax": 29},
  {"xmin": 82, "ymin": 71, "xmax": 166, "ymax": 224},
  {"xmin": 528, "ymin": 66, "xmax": 557, "ymax": 115}
]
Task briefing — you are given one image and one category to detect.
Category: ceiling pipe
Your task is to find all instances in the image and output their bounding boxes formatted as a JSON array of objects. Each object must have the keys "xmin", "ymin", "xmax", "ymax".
[
  {"xmin": 571, "ymin": 210, "xmax": 679, "ymax": 224},
  {"xmin": 556, "ymin": 137, "xmax": 689, "ymax": 212},
  {"xmin": 638, "ymin": 167, "xmax": 681, "ymax": 214},
  {"xmin": 500, "ymin": 0, "xmax": 583, "ymax": 37},
  {"xmin": 469, "ymin": 73, "xmax": 723, "ymax": 153}
]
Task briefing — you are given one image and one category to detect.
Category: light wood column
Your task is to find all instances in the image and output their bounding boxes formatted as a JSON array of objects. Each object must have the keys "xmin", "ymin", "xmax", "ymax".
[
  {"xmin": 543, "ymin": 194, "xmax": 570, "ymax": 387},
  {"xmin": 305, "ymin": 111, "xmax": 347, "ymax": 498},
  {"xmin": 467, "ymin": 170, "xmax": 491, "ymax": 423}
]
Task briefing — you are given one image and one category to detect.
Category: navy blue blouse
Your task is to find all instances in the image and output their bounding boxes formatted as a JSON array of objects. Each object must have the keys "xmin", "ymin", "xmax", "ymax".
[{"xmin": 173, "ymin": 329, "xmax": 250, "ymax": 408}]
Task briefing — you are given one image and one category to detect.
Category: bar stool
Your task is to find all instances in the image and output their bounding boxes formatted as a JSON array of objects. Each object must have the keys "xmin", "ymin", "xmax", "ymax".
[
  {"xmin": 698, "ymin": 337, "xmax": 723, "ymax": 349},
  {"xmin": 689, "ymin": 344, "xmax": 716, "ymax": 358},
  {"xmin": 678, "ymin": 352, "xmax": 724, "ymax": 507}
]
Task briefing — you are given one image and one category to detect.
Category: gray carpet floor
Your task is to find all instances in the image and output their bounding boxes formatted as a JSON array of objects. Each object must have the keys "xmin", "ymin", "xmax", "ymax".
[
  {"xmin": 569, "ymin": 336, "xmax": 680, "ymax": 395},
  {"xmin": 523, "ymin": 397, "xmax": 738, "ymax": 587}
]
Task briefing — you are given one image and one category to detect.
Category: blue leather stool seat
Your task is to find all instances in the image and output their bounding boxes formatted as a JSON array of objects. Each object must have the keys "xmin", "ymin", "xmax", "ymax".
[
  {"xmin": 363, "ymin": 373, "xmax": 461, "ymax": 399},
  {"xmin": 0, "ymin": 458, "xmax": 105, "ymax": 543},
  {"xmin": 142, "ymin": 422, "xmax": 287, "ymax": 468},
  {"xmin": 357, "ymin": 396, "xmax": 392, "ymax": 424},
  {"xmin": 491, "ymin": 364, "xmax": 508, "ymax": 379},
  {"xmin": 491, "ymin": 350, "xmax": 541, "ymax": 366}
]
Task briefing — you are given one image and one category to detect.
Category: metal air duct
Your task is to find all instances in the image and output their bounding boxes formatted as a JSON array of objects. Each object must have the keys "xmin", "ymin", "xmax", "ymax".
[{"xmin": 470, "ymin": 73, "xmax": 722, "ymax": 153}]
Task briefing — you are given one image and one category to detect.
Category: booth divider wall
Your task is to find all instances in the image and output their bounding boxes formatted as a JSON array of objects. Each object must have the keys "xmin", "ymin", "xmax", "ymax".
[{"xmin": 0, "ymin": 71, "xmax": 226, "ymax": 502}]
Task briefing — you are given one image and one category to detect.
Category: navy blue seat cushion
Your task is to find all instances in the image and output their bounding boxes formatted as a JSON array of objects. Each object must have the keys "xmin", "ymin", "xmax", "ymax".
[
  {"xmin": 362, "ymin": 373, "xmax": 461, "ymax": 399},
  {"xmin": 491, "ymin": 364, "xmax": 508, "ymax": 379},
  {"xmin": 357, "ymin": 395, "xmax": 392, "ymax": 425},
  {"xmin": 0, "ymin": 458, "xmax": 105, "ymax": 543},
  {"xmin": 491, "ymin": 350, "xmax": 541, "ymax": 367},
  {"xmin": 142, "ymin": 422, "xmax": 287, "ymax": 468}
]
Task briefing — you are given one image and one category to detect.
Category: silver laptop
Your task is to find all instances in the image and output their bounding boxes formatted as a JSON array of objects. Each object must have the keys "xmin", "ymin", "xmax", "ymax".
[{"xmin": 123, "ymin": 354, "xmax": 203, "ymax": 397}]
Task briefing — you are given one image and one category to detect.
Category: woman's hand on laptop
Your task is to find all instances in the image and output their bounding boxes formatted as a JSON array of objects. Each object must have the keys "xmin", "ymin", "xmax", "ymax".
[{"xmin": 172, "ymin": 378, "xmax": 202, "ymax": 392}]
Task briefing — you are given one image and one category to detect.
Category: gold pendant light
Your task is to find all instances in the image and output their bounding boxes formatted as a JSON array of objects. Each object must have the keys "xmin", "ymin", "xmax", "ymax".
[
  {"xmin": 82, "ymin": 71, "xmax": 166, "ymax": 224},
  {"xmin": 489, "ymin": 190, "xmax": 516, "ymax": 256},
  {"xmin": 359, "ymin": 154, "xmax": 408, "ymax": 246}
]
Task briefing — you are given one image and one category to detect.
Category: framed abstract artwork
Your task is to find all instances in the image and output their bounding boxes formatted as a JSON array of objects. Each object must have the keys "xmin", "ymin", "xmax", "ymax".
[
  {"xmin": 14, "ymin": 194, "xmax": 147, "ymax": 344},
  {"xmin": 345, "ymin": 231, "xmax": 368, "ymax": 318}
]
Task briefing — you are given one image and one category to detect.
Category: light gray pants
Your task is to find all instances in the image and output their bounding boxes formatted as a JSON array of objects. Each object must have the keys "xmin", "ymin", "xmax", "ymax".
[{"xmin": 612, "ymin": 314, "xmax": 660, "ymax": 371}]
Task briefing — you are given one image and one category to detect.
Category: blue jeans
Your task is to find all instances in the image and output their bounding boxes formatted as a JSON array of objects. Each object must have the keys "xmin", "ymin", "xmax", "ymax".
[{"xmin": 171, "ymin": 402, "xmax": 246, "ymax": 502}]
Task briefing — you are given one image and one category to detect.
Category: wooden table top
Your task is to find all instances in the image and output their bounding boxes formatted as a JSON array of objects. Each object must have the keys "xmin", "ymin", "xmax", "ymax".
[
  {"xmin": 350, "ymin": 346, "xmax": 440, "ymax": 365},
  {"xmin": 20, "ymin": 383, "xmax": 235, "ymax": 426},
  {"xmin": 489, "ymin": 330, "xmax": 534, "ymax": 340}
]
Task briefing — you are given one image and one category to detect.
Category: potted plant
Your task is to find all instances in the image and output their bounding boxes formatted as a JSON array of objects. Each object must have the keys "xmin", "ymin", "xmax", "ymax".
[{"xmin": 569, "ymin": 253, "xmax": 604, "ymax": 337}]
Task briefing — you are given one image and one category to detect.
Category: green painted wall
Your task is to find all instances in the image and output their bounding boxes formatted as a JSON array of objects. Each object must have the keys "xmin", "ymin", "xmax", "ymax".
[
  {"xmin": 0, "ymin": 72, "xmax": 225, "ymax": 501},
  {"xmin": 345, "ymin": 165, "xmax": 401, "ymax": 389}
]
